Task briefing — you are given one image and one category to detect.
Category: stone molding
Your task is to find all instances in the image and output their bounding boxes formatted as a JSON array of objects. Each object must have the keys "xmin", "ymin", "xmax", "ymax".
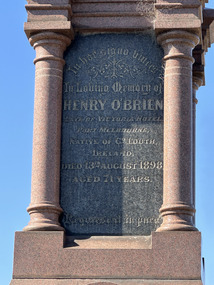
[
  {"xmin": 192, "ymin": 8, "xmax": 214, "ymax": 86},
  {"xmin": 155, "ymin": 0, "xmax": 202, "ymax": 32},
  {"xmin": 193, "ymin": 74, "xmax": 204, "ymax": 92},
  {"xmin": 24, "ymin": 0, "xmax": 73, "ymax": 38},
  {"xmin": 203, "ymin": 8, "xmax": 214, "ymax": 49},
  {"xmin": 24, "ymin": 1, "xmax": 214, "ymax": 85},
  {"xmin": 10, "ymin": 280, "xmax": 203, "ymax": 285},
  {"xmin": 24, "ymin": 0, "xmax": 206, "ymax": 33}
]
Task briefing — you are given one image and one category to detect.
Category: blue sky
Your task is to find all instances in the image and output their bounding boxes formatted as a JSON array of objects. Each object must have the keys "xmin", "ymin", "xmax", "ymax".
[{"xmin": 0, "ymin": 1, "xmax": 213, "ymax": 284}]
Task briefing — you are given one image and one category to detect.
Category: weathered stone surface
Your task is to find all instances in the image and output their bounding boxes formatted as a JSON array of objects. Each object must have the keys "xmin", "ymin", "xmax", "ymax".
[
  {"xmin": 60, "ymin": 33, "xmax": 164, "ymax": 235},
  {"xmin": 11, "ymin": 231, "xmax": 202, "ymax": 281}
]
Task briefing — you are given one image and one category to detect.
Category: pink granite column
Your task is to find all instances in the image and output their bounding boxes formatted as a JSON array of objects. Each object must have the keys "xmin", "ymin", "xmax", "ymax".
[
  {"xmin": 157, "ymin": 31, "xmax": 199, "ymax": 231},
  {"xmin": 24, "ymin": 32, "xmax": 71, "ymax": 231},
  {"xmin": 192, "ymin": 75, "xmax": 203, "ymax": 225}
]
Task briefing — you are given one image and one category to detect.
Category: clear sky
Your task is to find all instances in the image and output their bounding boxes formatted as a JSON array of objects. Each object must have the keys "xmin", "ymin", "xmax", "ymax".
[{"xmin": 0, "ymin": 1, "xmax": 213, "ymax": 285}]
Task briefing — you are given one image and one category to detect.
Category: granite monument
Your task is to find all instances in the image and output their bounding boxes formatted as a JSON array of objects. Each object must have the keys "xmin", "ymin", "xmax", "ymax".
[{"xmin": 10, "ymin": 0, "xmax": 214, "ymax": 284}]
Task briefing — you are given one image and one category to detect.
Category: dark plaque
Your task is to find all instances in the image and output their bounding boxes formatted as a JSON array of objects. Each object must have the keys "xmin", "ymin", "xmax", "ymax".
[{"xmin": 60, "ymin": 34, "xmax": 164, "ymax": 235}]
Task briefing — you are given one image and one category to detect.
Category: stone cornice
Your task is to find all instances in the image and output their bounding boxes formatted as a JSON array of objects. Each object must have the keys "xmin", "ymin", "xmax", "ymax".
[
  {"xmin": 193, "ymin": 8, "xmax": 214, "ymax": 86},
  {"xmin": 154, "ymin": 0, "xmax": 202, "ymax": 34},
  {"xmin": 24, "ymin": 0, "xmax": 214, "ymax": 88},
  {"xmin": 203, "ymin": 8, "xmax": 214, "ymax": 49},
  {"xmin": 24, "ymin": 0, "xmax": 206, "ymax": 34},
  {"xmin": 24, "ymin": 0, "xmax": 73, "ymax": 38}
]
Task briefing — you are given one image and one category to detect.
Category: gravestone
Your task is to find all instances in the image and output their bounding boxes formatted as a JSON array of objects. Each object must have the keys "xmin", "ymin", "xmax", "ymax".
[
  {"xmin": 60, "ymin": 33, "xmax": 164, "ymax": 236},
  {"xmin": 10, "ymin": 1, "xmax": 214, "ymax": 284}
]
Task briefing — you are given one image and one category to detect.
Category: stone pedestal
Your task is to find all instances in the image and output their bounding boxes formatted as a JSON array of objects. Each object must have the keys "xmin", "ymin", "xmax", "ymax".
[{"xmin": 11, "ymin": 231, "xmax": 202, "ymax": 285}]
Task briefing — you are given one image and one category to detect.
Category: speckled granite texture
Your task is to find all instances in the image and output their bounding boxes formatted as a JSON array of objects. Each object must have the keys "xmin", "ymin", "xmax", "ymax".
[
  {"xmin": 11, "ymin": 1, "xmax": 214, "ymax": 285},
  {"xmin": 60, "ymin": 33, "xmax": 164, "ymax": 236},
  {"xmin": 11, "ymin": 231, "xmax": 202, "ymax": 283},
  {"xmin": 11, "ymin": 280, "xmax": 203, "ymax": 285}
]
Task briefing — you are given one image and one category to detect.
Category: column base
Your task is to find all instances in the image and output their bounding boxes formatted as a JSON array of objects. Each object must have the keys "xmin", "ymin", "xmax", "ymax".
[
  {"xmin": 23, "ymin": 203, "xmax": 64, "ymax": 231},
  {"xmin": 23, "ymin": 223, "xmax": 64, "ymax": 231},
  {"xmin": 157, "ymin": 203, "xmax": 198, "ymax": 232},
  {"xmin": 156, "ymin": 223, "xmax": 198, "ymax": 232}
]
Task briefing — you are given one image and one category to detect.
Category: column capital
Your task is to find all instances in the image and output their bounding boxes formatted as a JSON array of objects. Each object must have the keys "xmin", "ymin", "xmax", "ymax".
[
  {"xmin": 157, "ymin": 30, "xmax": 199, "ymax": 47},
  {"xmin": 29, "ymin": 32, "xmax": 72, "ymax": 47},
  {"xmin": 29, "ymin": 32, "xmax": 72, "ymax": 66}
]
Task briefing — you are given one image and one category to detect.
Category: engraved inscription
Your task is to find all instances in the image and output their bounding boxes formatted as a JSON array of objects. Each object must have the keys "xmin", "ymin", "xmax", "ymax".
[
  {"xmin": 63, "ymin": 99, "xmax": 163, "ymax": 111},
  {"xmin": 62, "ymin": 213, "xmax": 162, "ymax": 228},
  {"xmin": 60, "ymin": 34, "xmax": 164, "ymax": 235}
]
